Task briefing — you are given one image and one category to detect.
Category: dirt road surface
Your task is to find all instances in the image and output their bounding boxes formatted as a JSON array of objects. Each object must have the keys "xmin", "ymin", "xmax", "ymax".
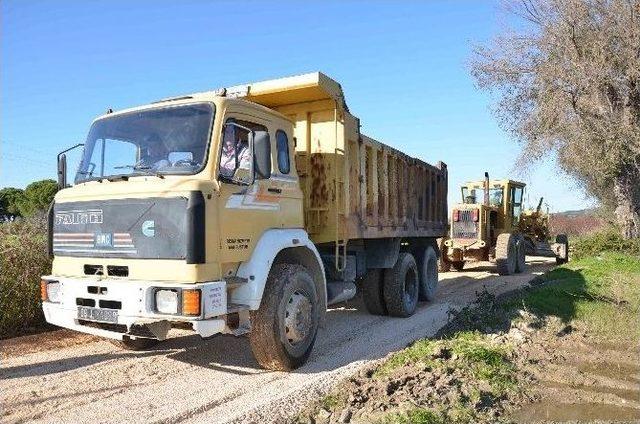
[{"xmin": 1, "ymin": 258, "xmax": 555, "ymax": 424}]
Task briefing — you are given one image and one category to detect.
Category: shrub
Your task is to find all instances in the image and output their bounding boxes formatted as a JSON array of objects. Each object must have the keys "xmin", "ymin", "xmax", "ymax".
[
  {"xmin": 572, "ymin": 226, "xmax": 640, "ymax": 259},
  {"xmin": 0, "ymin": 215, "xmax": 51, "ymax": 338}
]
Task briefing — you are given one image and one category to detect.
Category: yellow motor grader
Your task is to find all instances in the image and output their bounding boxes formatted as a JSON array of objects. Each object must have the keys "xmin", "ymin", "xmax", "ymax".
[{"xmin": 441, "ymin": 173, "xmax": 568, "ymax": 275}]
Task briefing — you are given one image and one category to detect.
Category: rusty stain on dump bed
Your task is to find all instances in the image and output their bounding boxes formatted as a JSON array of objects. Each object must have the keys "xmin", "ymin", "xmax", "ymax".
[{"xmin": 310, "ymin": 152, "xmax": 329, "ymax": 208}]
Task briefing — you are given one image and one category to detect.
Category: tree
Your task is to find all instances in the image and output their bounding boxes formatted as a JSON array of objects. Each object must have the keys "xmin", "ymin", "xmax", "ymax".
[
  {"xmin": 470, "ymin": 0, "xmax": 640, "ymax": 238},
  {"xmin": 0, "ymin": 187, "xmax": 24, "ymax": 217},
  {"xmin": 15, "ymin": 180, "xmax": 58, "ymax": 217}
]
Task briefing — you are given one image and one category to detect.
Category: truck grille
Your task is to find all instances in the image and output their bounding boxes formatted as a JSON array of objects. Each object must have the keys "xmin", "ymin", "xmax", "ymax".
[{"xmin": 452, "ymin": 210, "xmax": 478, "ymax": 239}]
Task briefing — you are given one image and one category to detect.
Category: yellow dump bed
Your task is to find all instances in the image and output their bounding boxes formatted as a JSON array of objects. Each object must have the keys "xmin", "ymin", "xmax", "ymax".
[{"xmin": 233, "ymin": 72, "xmax": 448, "ymax": 245}]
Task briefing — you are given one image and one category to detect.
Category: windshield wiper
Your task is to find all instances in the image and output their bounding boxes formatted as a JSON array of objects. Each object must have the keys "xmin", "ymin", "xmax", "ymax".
[{"xmin": 112, "ymin": 164, "xmax": 165, "ymax": 179}]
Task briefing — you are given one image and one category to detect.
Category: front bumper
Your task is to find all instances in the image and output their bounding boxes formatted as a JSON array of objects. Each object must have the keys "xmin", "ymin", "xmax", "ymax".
[
  {"xmin": 41, "ymin": 276, "xmax": 228, "ymax": 340},
  {"xmin": 444, "ymin": 238, "xmax": 486, "ymax": 250}
]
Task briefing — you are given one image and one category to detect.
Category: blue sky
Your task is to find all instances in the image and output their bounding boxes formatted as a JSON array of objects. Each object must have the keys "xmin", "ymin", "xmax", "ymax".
[{"xmin": 1, "ymin": 0, "xmax": 593, "ymax": 212}]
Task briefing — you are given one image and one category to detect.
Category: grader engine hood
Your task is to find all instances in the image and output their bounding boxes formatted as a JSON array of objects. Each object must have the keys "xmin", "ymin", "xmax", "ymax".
[{"xmin": 50, "ymin": 192, "xmax": 205, "ymax": 263}]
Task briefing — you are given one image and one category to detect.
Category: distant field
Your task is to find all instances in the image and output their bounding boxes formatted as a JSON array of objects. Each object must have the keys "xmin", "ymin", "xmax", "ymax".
[{"xmin": 550, "ymin": 208, "xmax": 605, "ymax": 237}]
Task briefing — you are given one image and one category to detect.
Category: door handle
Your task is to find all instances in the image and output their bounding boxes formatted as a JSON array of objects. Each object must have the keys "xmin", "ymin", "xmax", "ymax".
[{"xmin": 267, "ymin": 187, "xmax": 282, "ymax": 194}]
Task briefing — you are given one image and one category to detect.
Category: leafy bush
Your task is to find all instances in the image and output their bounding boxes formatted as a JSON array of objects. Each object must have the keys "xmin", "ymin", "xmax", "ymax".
[
  {"xmin": 572, "ymin": 226, "xmax": 640, "ymax": 259},
  {"xmin": 0, "ymin": 215, "xmax": 51, "ymax": 338}
]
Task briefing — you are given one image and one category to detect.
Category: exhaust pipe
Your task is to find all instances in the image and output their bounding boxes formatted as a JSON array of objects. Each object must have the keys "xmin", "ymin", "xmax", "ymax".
[
  {"xmin": 484, "ymin": 172, "xmax": 490, "ymax": 206},
  {"xmin": 536, "ymin": 197, "xmax": 544, "ymax": 213}
]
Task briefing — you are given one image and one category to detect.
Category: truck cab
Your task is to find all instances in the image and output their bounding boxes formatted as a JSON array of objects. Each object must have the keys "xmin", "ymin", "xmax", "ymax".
[{"xmin": 44, "ymin": 90, "xmax": 323, "ymax": 358}]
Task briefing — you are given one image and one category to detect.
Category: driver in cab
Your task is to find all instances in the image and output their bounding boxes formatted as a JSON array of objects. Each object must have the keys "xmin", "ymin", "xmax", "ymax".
[
  {"xmin": 139, "ymin": 134, "xmax": 171, "ymax": 171},
  {"xmin": 219, "ymin": 124, "xmax": 251, "ymax": 180}
]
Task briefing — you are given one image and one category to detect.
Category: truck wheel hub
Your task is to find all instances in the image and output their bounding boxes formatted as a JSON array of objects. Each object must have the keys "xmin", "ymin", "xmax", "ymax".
[{"xmin": 284, "ymin": 291, "xmax": 312, "ymax": 344}]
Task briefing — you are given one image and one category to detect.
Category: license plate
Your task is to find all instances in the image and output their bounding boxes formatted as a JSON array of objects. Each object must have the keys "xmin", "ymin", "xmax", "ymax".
[{"xmin": 77, "ymin": 306, "xmax": 118, "ymax": 323}]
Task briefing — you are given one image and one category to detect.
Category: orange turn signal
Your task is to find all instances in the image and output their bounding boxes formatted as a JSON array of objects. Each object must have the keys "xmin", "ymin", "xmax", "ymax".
[
  {"xmin": 182, "ymin": 289, "xmax": 201, "ymax": 316},
  {"xmin": 40, "ymin": 280, "xmax": 48, "ymax": 301}
]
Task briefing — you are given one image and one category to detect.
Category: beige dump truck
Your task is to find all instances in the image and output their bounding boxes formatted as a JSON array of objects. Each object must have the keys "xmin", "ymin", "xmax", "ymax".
[{"xmin": 42, "ymin": 72, "xmax": 448, "ymax": 370}]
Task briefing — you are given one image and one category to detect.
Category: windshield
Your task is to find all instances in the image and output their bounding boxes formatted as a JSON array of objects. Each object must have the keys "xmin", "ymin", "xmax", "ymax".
[
  {"xmin": 75, "ymin": 103, "xmax": 214, "ymax": 183},
  {"xmin": 461, "ymin": 187, "xmax": 504, "ymax": 206}
]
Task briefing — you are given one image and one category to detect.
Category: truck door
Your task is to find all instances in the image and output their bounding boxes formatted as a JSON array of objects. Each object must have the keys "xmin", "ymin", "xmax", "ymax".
[
  {"xmin": 270, "ymin": 129, "xmax": 303, "ymax": 228},
  {"xmin": 216, "ymin": 113, "xmax": 280, "ymax": 265}
]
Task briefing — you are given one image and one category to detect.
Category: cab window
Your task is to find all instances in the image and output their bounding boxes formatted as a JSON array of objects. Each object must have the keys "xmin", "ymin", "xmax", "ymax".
[
  {"xmin": 276, "ymin": 130, "xmax": 290, "ymax": 174},
  {"xmin": 218, "ymin": 119, "xmax": 270, "ymax": 184},
  {"xmin": 511, "ymin": 186, "xmax": 523, "ymax": 222}
]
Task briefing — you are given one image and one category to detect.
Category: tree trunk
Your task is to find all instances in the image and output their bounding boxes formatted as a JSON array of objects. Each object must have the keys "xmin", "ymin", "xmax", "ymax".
[{"xmin": 613, "ymin": 164, "xmax": 640, "ymax": 239}]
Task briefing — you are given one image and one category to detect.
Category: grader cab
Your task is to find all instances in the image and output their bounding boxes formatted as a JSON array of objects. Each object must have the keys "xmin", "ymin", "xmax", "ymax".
[{"xmin": 442, "ymin": 173, "xmax": 568, "ymax": 275}]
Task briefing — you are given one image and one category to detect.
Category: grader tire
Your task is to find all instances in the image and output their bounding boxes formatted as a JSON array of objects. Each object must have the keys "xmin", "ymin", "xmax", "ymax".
[
  {"xmin": 515, "ymin": 235, "xmax": 527, "ymax": 273},
  {"xmin": 111, "ymin": 337, "xmax": 159, "ymax": 351},
  {"xmin": 438, "ymin": 259, "xmax": 451, "ymax": 273},
  {"xmin": 496, "ymin": 233, "xmax": 517, "ymax": 276},
  {"xmin": 437, "ymin": 239, "xmax": 451, "ymax": 272},
  {"xmin": 383, "ymin": 252, "xmax": 420, "ymax": 318},
  {"xmin": 249, "ymin": 264, "xmax": 319, "ymax": 371},
  {"xmin": 362, "ymin": 269, "xmax": 387, "ymax": 315},
  {"xmin": 555, "ymin": 234, "xmax": 569, "ymax": 264}
]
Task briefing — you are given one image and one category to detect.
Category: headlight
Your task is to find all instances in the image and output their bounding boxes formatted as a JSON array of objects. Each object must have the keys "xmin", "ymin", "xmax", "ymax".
[
  {"xmin": 46, "ymin": 281, "xmax": 61, "ymax": 303},
  {"xmin": 155, "ymin": 289, "xmax": 179, "ymax": 314}
]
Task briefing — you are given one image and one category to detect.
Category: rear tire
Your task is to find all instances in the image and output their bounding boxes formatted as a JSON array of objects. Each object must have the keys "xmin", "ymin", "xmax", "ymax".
[
  {"xmin": 362, "ymin": 269, "xmax": 387, "ymax": 315},
  {"xmin": 111, "ymin": 337, "xmax": 159, "ymax": 351},
  {"xmin": 451, "ymin": 261, "xmax": 465, "ymax": 272},
  {"xmin": 383, "ymin": 252, "xmax": 419, "ymax": 317},
  {"xmin": 249, "ymin": 264, "xmax": 319, "ymax": 371},
  {"xmin": 515, "ymin": 235, "xmax": 527, "ymax": 273},
  {"xmin": 496, "ymin": 233, "xmax": 517, "ymax": 276},
  {"xmin": 416, "ymin": 245, "xmax": 439, "ymax": 301},
  {"xmin": 555, "ymin": 234, "xmax": 569, "ymax": 264}
]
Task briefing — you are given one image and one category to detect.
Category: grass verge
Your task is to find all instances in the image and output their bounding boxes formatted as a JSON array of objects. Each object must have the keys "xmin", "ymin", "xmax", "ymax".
[{"xmin": 301, "ymin": 251, "xmax": 640, "ymax": 424}]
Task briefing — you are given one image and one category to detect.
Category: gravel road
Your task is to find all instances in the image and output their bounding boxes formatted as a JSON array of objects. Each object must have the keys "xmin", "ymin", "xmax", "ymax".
[{"xmin": 1, "ymin": 258, "xmax": 555, "ymax": 424}]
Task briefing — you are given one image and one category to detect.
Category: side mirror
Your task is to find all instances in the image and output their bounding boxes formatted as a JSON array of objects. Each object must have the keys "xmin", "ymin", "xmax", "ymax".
[
  {"xmin": 57, "ymin": 154, "xmax": 67, "ymax": 189},
  {"xmin": 253, "ymin": 131, "xmax": 271, "ymax": 180},
  {"xmin": 56, "ymin": 143, "xmax": 84, "ymax": 189}
]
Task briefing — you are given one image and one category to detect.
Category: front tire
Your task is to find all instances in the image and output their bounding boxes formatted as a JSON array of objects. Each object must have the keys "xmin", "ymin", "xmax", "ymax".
[
  {"xmin": 249, "ymin": 264, "xmax": 319, "ymax": 371},
  {"xmin": 383, "ymin": 252, "xmax": 420, "ymax": 317},
  {"xmin": 515, "ymin": 235, "xmax": 527, "ymax": 273},
  {"xmin": 555, "ymin": 234, "xmax": 569, "ymax": 264},
  {"xmin": 437, "ymin": 239, "xmax": 451, "ymax": 272},
  {"xmin": 496, "ymin": 233, "xmax": 517, "ymax": 276}
]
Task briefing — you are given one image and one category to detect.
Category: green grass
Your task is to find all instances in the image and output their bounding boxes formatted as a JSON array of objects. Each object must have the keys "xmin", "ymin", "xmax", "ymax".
[
  {"xmin": 379, "ymin": 404, "xmax": 478, "ymax": 424},
  {"xmin": 369, "ymin": 248, "xmax": 640, "ymax": 424},
  {"xmin": 509, "ymin": 252, "xmax": 640, "ymax": 344},
  {"xmin": 376, "ymin": 331, "xmax": 516, "ymax": 394},
  {"xmin": 379, "ymin": 408, "xmax": 445, "ymax": 424},
  {"xmin": 319, "ymin": 393, "xmax": 343, "ymax": 411}
]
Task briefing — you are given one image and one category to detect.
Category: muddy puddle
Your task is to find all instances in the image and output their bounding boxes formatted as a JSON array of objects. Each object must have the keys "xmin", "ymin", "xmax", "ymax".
[{"xmin": 511, "ymin": 401, "xmax": 640, "ymax": 422}]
